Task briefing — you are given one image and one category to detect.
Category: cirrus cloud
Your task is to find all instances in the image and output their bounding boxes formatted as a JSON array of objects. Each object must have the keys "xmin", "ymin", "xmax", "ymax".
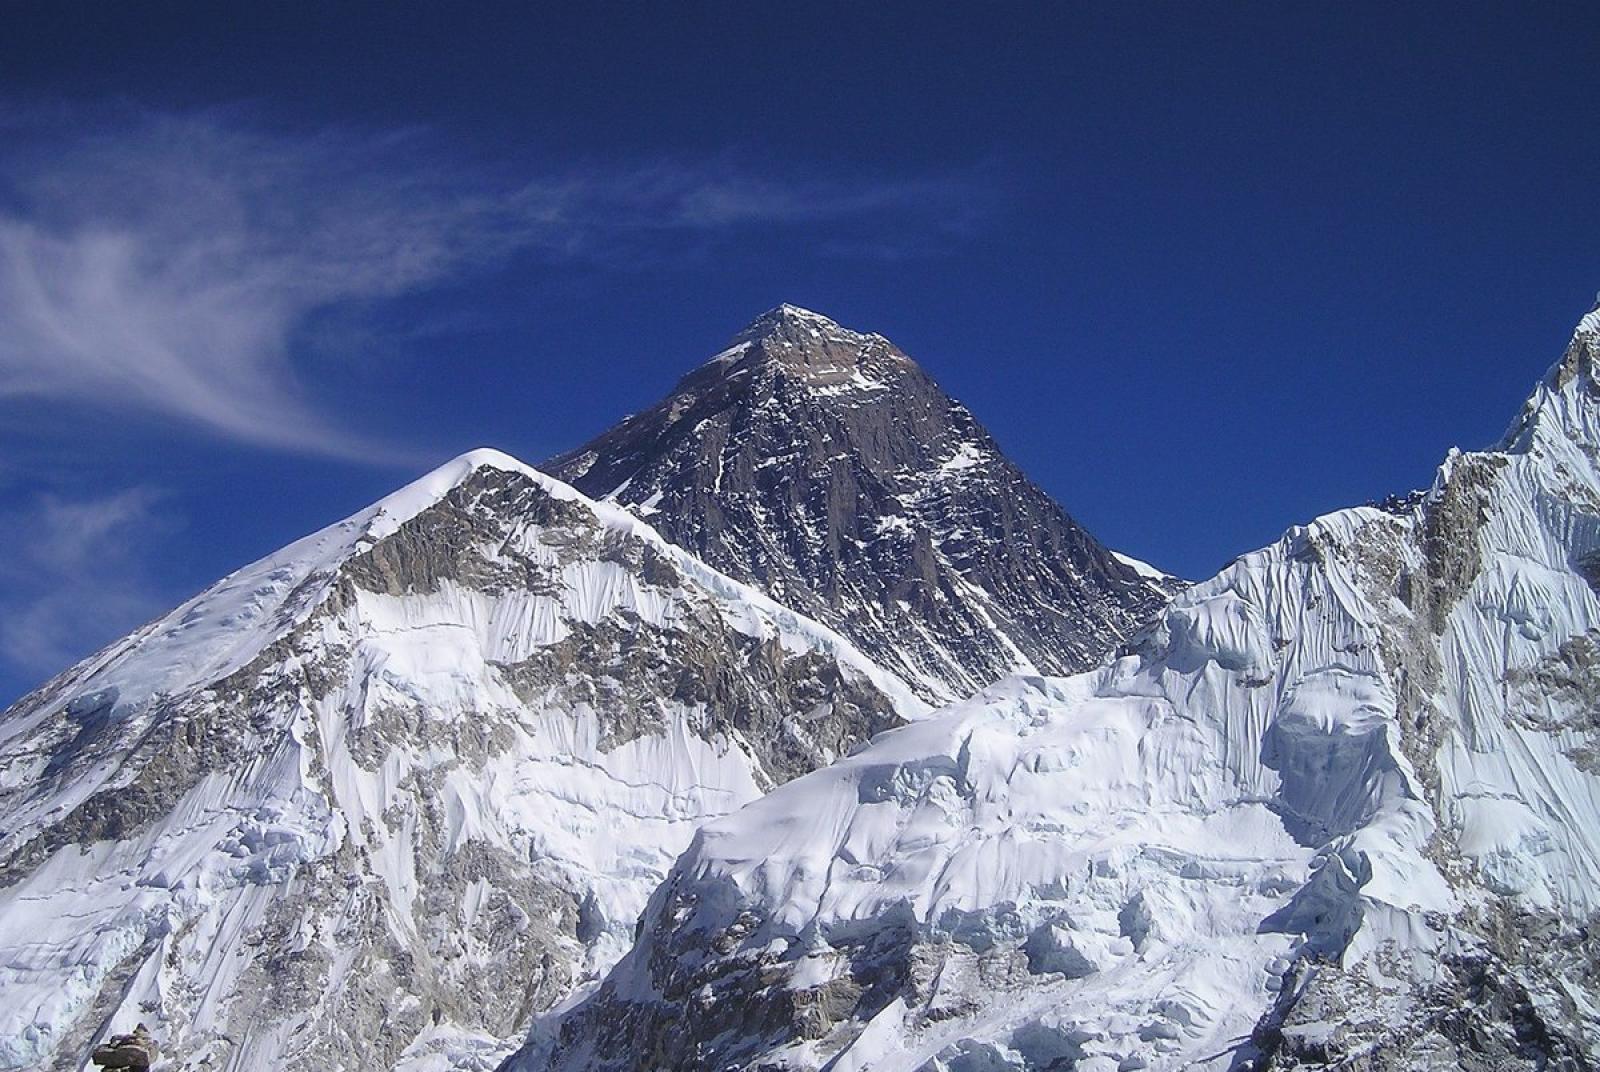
[
  {"xmin": 0, "ymin": 486, "xmax": 174, "ymax": 688},
  {"xmin": 0, "ymin": 107, "xmax": 985, "ymax": 460}
]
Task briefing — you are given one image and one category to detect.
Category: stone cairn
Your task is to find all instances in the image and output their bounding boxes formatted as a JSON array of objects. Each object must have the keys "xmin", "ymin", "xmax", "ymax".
[{"xmin": 90, "ymin": 1025, "xmax": 159, "ymax": 1071}]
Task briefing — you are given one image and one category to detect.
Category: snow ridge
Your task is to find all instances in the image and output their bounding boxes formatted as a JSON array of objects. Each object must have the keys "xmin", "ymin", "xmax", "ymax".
[
  {"xmin": 527, "ymin": 306, "xmax": 1600, "ymax": 1071},
  {"xmin": 0, "ymin": 450, "xmax": 924, "ymax": 1072}
]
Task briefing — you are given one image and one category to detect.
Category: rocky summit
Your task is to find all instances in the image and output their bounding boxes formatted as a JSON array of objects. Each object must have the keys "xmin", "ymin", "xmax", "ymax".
[{"xmin": 549, "ymin": 305, "xmax": 1175, "ymax": 705}]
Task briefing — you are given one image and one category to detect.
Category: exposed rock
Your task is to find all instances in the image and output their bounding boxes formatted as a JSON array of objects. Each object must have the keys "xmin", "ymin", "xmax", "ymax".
[
  {"xmin": 90, "ymin": 1025, "xmax": 158, "ymax": 1071},
  {"xmin": 549, "ymin": 304, "xmax": 1174, "ymax": 703}
]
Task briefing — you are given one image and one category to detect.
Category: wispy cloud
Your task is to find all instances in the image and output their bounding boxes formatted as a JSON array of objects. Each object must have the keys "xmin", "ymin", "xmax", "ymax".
[
  {"xmin": 0, "ymin": 107, "xmax": 981, "ymax": 459},
  {"xmin": 0, "ymin": 112, "xmax": 543, "ymax": 459},
  {"xmin": 539, "ymin": 163, "xmax": 986, "ymax": 235},
  {"xmin": 0, "ymin": 487, "xmax": 173, "ymax": 686}
]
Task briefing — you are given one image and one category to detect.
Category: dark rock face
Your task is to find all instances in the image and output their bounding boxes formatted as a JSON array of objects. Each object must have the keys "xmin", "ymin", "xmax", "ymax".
[
  {"xmin": 1254, "ymin": 910, "xmax": 1600, "ymax": 1072},
  {"xmin": 543, "ymin": 871, "xmax": 927, "ymax": 1072},
  {"xmin": 549, "ymin": 305, "xmax": 1172, "ymax": 703},
  {"xmin": 90, "ymin": 1024, "xmax": 158, "ymax": 1071}
]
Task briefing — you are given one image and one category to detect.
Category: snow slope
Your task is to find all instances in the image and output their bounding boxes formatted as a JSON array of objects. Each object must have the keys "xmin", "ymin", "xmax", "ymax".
[
  {"xmin": 0, "ymin": 450, "xmax": 924, "ymax": 1072},
  {"xmin": 529, "ymin": 306, "xmax": 1600, "ymax": 1071}
]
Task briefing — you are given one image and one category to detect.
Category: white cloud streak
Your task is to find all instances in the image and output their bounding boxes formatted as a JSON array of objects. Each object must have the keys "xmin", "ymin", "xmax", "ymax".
[
  {"xmin": 0, "ymin": 109, "xmax": 979, "ymax": 459},
  {"xmin": 0, "ymin": 487, "xmax": 171, "ymax": 686}
]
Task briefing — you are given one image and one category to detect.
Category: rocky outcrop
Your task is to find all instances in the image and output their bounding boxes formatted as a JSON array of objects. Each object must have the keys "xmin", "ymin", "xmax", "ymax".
[
  {"xmin": 549, "ymin": 305, "xmax": 1173, "ymax": 703},
  {"xmin": 90, "ymin": 1025, "xmax": 158, "ymax": 1071}
]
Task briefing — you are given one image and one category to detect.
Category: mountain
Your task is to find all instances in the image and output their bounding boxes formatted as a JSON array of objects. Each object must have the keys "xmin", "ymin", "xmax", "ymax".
[
  {"xmin": 0, "ymin": 450, "xmax": 925, "ymax": 1072},
  {"xmin": 548, "ymin": 305, "xmax": 1173, "ymax": 704},
  {"xmin": 524, "ymin": 306, "xmax": 1600, "ymax": 1071}
]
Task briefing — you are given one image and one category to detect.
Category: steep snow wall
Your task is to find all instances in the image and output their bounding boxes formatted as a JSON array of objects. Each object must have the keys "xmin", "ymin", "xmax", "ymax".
[
  {"xmin": 529, "ymin": 308, "xmax": 1600, "ymax": 1071},
  {"xmin": 0, "ymin": 451, "xmax": 924, "ymax": 1072}
]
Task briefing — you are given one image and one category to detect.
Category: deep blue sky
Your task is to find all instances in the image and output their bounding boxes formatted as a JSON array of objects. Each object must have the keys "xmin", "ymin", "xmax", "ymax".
[{"xmin": 2, "ymin": 3, "xmax": 1598, "ymax": 704}]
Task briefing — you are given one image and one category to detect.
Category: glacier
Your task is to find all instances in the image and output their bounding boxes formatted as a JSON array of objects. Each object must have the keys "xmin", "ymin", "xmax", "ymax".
[
  {"xmin": 524, "ymin": 308, "xmax": 1600, "ymax": 1070},
  {"xmin": 0, "ymin": 450, "xmax": 925, "ymax": 1072}
]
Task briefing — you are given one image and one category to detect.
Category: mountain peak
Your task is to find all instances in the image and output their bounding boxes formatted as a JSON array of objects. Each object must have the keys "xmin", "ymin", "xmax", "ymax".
[
  {"xmin": 549, "ymin": 308, "xmax": 1167, "ymax": 702},
  {"xmin": 1497, "ymin": 301, "xmax": 1600, "ymax": 459},
  {"xmin": 732, "ymin": 303, "xmax": 852, "ymax": 341},
  {"xmin": 366, "ymin": 446, "xmax": 573, "ymax": 541},
  {"xmin": 729, "ymin": 303, "xmax": 880, "ymax": 351},
  {"xmin": 707, "ymin": 303, "xmax": 909, "ymax": 388},
  {"xmin": 0, "ymin": 414, "xmax": 925, "ymax": 1072}
]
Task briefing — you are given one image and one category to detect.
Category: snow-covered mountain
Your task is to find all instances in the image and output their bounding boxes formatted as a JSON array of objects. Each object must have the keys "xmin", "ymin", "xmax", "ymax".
[
  {"xmin": 522, "ymin": 307, "xmax": 1600, "ymax": 1071},
  {"xmin": 0, "ymin": 451, "xmax": 925, "ymax": 1072},
  {"xmin": 548, "ymin": 305, "xmax": 1172, "ymax": 704}
]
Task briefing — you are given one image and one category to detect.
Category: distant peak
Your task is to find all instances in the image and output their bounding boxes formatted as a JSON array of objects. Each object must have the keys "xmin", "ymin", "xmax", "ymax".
[
  {"xmin": 663, "ymin": 306, "xmax": 920, "ymax": 400},
  {"xmin": 773, "ymin": 302, "xmax": 830, "ymax": 320},
  {"xmin": 701, "ymin": 303, "xmax": 914, "ymax": 384},
  {"xmin": 730, "ymin": 303, "xmax": 868, "ymax": 345}
]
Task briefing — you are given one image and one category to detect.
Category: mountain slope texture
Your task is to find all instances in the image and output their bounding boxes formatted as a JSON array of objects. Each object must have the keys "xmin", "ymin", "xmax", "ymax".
[
  {"xmin": 519, "ymin": 306, "xmax": 1600, "ymax": 1071},
  {"xmin": 549, "ymin": 305, "xmax": 1171, "ymax": 704},
  {"xmin": 0, "ymin": 451, "xmax": 925, "ymax": 1072}
]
